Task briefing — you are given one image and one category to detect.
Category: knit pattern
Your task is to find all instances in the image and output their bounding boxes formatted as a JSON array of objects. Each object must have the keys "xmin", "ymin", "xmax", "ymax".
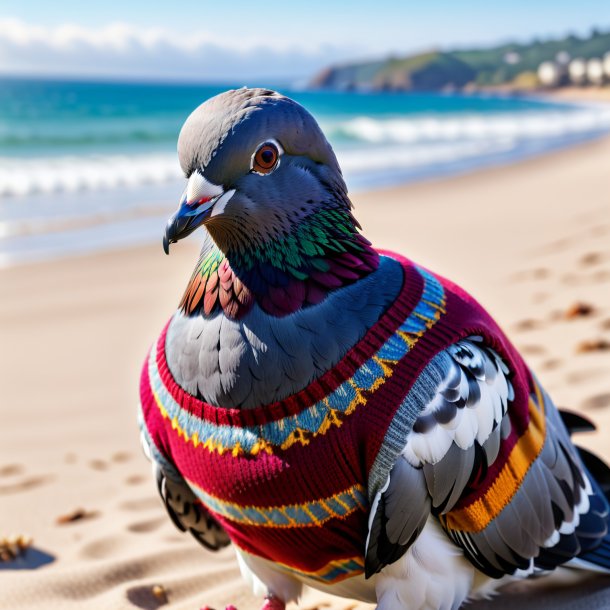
[
  {"xmin": 139, "ymin": 251, "xmax": 535, "ymax": 584},
  {"xmin": 146, "ymin": 266, "xmax": 445, "ymax": 459},
  {"xmin": 186, "ymin": 480, "xmax": 368, "ymax": 528}
]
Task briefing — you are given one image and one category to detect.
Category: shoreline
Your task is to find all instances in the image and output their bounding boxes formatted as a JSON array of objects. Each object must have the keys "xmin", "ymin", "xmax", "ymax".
[
  {"xmin": 3, "ymin": 133, "xmax": 610, "ymax": 270},
  {"xmin": 1, "ymin": 128, "xmax": 609, "ymax": 271},
  {"xmin": 537, "ymin": 85, "xmax": 610, "ymax": 105},
  {"xmin": 2, "ymin": 88, "xmax": 610, "ymax": 269}
]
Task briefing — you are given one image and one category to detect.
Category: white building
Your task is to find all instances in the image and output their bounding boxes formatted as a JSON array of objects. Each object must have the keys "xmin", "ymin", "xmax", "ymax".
[
  {"xmin": 604, "ymin": 52, "xmax": 610, "ymax": 79},
  {"xmin": 568, "ymin": 58, "xmax": 588, "ymax": 85},
  {"xmin": 538, "ymin": 61, "xmax": 562, "ymax": 87},
  {"xmin": 587, "ymin": 58, "xmax": 606, "ymax": 85},
  {"xmin": 504, "ymin": 51, "xmax": 521, "ymax": 65}
]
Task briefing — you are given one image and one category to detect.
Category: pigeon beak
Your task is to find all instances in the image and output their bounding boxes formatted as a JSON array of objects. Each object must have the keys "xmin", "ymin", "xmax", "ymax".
[{"xmin": 163, "ymin": 172, "xmax": 224, "ymax": 254}]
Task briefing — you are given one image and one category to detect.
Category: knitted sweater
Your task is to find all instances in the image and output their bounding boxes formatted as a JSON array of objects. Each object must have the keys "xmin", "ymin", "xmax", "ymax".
[{"xmin": 139, "ymin": 252, "xmax": 534, "ymax": 584}]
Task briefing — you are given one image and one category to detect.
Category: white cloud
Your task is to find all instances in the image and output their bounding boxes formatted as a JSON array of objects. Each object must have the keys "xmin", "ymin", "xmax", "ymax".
[{"xmin": 0, "ymin": 17, "xmax": 350, "ymax": 81}]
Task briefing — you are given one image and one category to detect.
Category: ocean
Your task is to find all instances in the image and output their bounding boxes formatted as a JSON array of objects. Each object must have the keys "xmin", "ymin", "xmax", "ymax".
[{"xmin": 2, "ymin": 77, "xmax": 610, "ymax": 266}]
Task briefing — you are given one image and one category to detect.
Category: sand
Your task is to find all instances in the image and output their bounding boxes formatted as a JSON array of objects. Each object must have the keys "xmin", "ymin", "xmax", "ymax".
[
  {"xmin": 544, "ymin": 85, "xmax": 610, "ymax": 104},
  {"xmin": 1, "ymin": 134, "xmax": 610, "ymax": 609}
]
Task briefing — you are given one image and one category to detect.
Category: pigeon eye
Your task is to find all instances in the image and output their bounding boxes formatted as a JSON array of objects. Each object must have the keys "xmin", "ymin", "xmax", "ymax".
[{"xmin": 252, "ymin": 142, "xmax": 279, "ymax": 174}]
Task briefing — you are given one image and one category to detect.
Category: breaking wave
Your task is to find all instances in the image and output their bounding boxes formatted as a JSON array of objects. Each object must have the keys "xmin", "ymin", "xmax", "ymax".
[
  {"xmin": 2, "ymin": 96, "xmax": 610, "ymax": 265},
  {"xmin": 326, "ymin": 107, "xmax": 610, "ymax": 145},
  {"xmin": 0, "ymin": 153, "xmax": 182, "ymax": 197}
]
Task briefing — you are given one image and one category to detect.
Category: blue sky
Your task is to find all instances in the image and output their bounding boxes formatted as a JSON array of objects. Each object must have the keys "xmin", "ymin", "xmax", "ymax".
[{"xmin": 1, "ymin": 1, "xmax": 608, "ymax": 81}]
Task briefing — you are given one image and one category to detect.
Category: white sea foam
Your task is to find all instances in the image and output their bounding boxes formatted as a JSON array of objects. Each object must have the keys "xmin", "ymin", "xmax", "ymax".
[
  {"xmin": 339, "ymin": 139, "xmax": 515, "ymax": 174},
  {"xmin": 2, "ymin": 107, "xmax": 610, "ymax": 200},
  {"xmin": 2, "ymin": 104, "xmax": 610, "ymax": 265},
  {"xmin": 0, "ymin": 153, "xmax": 182, "ymax": 198},
  {"xmin": 329, "ymin": 107, "xmax": 610, "ymax": 145}
]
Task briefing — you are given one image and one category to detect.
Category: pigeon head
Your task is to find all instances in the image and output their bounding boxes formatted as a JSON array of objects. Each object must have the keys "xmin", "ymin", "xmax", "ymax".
[
  {"xmin": 166, "ymin": 88, "xmax": 378, "ymax": 319},
  {"xmin": 163, "ymin": 87, "xmax": 347, "ymax": 255}
]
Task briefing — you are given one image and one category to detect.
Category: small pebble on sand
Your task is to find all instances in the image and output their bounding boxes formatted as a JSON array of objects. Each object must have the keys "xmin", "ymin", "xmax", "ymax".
[
  {"xmin": 575, "ymin": 339, "xmax": 610, "ymax": 354},
  {"xmin": 564, "ymin": 302, "xmax": 595, "ymax": 319},
  {"xmin": 0, "ymin": 535, "xmax": 32, "ymax": 561},
  {"xmin": 152, "ymin": 584, "xmax": 168, "ymax": 603},
  {"xmin": 56, "ymin": 508, "xmax": 99, "ymax": 525}
]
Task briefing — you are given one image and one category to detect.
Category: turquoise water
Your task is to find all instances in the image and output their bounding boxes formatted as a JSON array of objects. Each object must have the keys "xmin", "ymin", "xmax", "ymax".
[
  {"xmin": 1, "ymin": 77, "xmax": 610, "ymax": 264},
  {"xmin": 0, "ymin": 79, "xmax": 571, "ymax": 157}
]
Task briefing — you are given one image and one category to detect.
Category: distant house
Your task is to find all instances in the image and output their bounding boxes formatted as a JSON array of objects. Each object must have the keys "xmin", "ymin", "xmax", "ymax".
[
  {"xmin": 604, "ymin": 52, "xmax": 610, "ymax": 78},
  {"xmin": 538, "ymin": 61, "xmax": 563, "ymax": 87},
  {"xmin": 568, "ymin": 58, "xmax": 588, "ymax": 85},
  {"xmin": 503, "ymin": 51, "xmax": 521, "ymax": 65},
  {"xmin": 587, "ymin": 58, "xmax": 606, "ymax": 85}
]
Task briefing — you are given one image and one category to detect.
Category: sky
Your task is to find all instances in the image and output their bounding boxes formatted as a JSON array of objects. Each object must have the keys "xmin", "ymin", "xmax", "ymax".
[{"xmin": 1, "ymin": 0, "xmax": 609, "ymax": 82}]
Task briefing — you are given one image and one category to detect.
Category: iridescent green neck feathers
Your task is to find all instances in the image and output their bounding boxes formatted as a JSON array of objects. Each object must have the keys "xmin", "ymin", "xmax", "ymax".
[{"xmin": 180, "ymin": 205, "xmax": 378, "ymax": 318}]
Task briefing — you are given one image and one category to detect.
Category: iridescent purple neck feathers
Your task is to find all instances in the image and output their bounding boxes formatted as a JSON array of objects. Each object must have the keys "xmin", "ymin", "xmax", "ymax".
[{"xmin": 179, "ymin": 206, "xmax": 379, "ymax": 319}]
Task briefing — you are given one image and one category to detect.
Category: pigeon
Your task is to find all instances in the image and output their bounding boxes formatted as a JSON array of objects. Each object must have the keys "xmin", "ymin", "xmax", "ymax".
[{"xmin": 139, "ymin": 88, "xmax": 610, "ymax": 610}]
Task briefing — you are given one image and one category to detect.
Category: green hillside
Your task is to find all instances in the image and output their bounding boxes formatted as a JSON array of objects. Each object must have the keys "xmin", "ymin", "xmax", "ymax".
[{"xmin": 309, "ymin": 29, "xmax": 610, "ymax": 91}]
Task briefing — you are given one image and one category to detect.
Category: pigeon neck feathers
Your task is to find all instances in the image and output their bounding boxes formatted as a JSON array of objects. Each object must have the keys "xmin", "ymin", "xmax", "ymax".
[
  {"xmin": 179, "ymin": 203, "xmax": 379, "ymax": 319},
  {"xmin": 174, "ymin": 88, "xmax": 378, "ymax": 318}
]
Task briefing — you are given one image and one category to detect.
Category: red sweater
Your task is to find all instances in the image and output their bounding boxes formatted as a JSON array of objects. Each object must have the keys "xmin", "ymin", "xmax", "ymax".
[{"xmin": 139, "ymin": 252, "xmax": 535, "ymax": 584}]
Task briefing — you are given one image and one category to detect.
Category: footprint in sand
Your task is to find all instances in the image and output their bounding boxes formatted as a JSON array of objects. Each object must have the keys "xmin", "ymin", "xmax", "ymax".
[
  {"xmin": 89, "ymin": 459, "xmax": 108, "ymax": 471},
  {"xmin": 0, "ymin": 464, "xmax": 23, "ymax": 477},
  {"xmin": 112, "ymin": 451, "xmax": 133, "ymax": 463},
  {"xmin": 126, "ymin": 474, "xmax": 147, "ymax": 485},
  {"xmin": 513, "ymin": 319, "xmax": 544, "ymax": 332},
  {"xmin": 580, "ymin": 252, "xmax": 604, "ymax": 266},
  {"xmin": 590, "ymin": 224, "xmax": 610, "ymax": 237},
  {"xmin": 127, "ymin": 516, "xmax": 166, "ymax": 534},
  {"xmin": 119, "ymin": 497, "xmax": 160, "ymax": 512},
  {"xmin": 0, "ymin": 474, "xmax": 53, "ymax": 495},
  {"xmin": 538, "ymin": 238, "xmax": 571, "ymax": 255},
  {"xmin": 531, "ymin": 292, "xmax": 549, "ymax": 304},
  {"xmin": 581, "ymin": 393, "xmax": 610, "ymax": 410},
  {"xmin": 566, "ymin": 368, "xmax": 607, "ymax": 384},
  {"xmin": 79, "ymin": 535, "xmax": 128, "ymax": 560},
  {"xmin": 510, "ymin": 268, "xmax": 550, "ymax": 282},
  {"xmin": 593, "ymin": 269, "xmax": 610, "ymax": 282},
  {"xmin": 540, "ymin": 358, "xmax": 562, "ymax": 371},
  {"xmin": 561, "ymin": 273, "xmax": 583, "ymax": 285},
  {"xmin": 517, "ymin": 344, "xmax": 546, "ymax": 356}
]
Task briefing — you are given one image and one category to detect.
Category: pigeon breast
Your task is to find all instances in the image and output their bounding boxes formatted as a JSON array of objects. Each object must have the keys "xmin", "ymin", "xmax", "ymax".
[{"xmin": 165, "ymin": 254, "xmax": 403, "ymax": 409}]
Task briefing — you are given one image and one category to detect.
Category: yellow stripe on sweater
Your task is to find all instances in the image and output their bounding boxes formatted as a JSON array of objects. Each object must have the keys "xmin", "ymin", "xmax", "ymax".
[
  {"xmin": 442, "ymin": 380, "xmax": 546, "ymax": 533},
  {"xmin": 238, "ymin": 548, "xmax": 365, "ymax": 584},
  {"xmin": 185, "ymin": 478, "xmax": 368, "ymax": 529}
]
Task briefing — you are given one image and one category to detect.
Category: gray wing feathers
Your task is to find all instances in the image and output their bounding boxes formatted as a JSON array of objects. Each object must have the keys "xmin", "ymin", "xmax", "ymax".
[
  {"xmin": 365, "ymin": 458, "xmax": 431, "ymax": 577},
  {"xmin": 140, "ymin": 425, "xmax": 230, "ymax": 552},
  {"xmin": 443, "ymin": 396, "xmax": 601, "ymax": 577},
  {"xmin": 403, "ymin": 338, "xmax": 511, "ymax": 467},
  {"xmin": 366, "ymin": 337, "xmax": 510, "ymax": 575},
  {"xmin": 152, "ymin": 460, "xmax": 230, "ymax": 551},
  {"xmin": 366, "ymin": 336, "xmax": 601, "ymax": 579},
  {"xmin": 384, "ymin": 459, "xmax": 431, "ymax": 545},
  {"xmin": 423, "ymin": 442, "xmax": 474, "ymax": 513}
]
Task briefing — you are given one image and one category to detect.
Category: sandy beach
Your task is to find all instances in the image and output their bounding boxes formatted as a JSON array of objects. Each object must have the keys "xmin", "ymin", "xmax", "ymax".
[
  {"xmin": 544, "ymin": 85, "xmax": 610, "ymax": 104},
  {"xmin": 1, "ymin": 133, "xmax": 610, "ymax": 609}
]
